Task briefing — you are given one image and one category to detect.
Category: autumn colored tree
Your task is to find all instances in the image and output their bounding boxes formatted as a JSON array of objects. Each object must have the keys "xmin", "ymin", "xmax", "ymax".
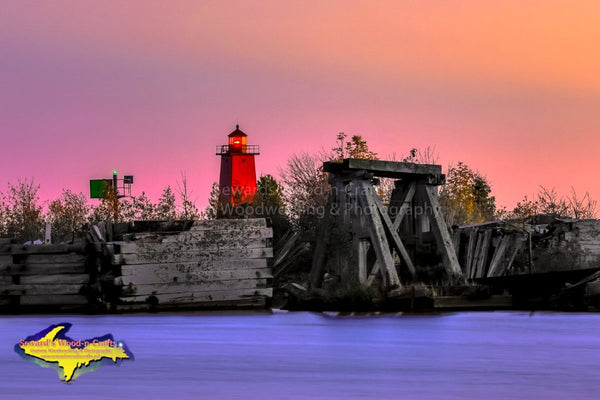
[
  {"xmin": 439, "ymin": 162, "xmax": 496, "ymax": 226},
  {"xmin": 46, "ymin": 189, "xmax": 90, "ymax": 242},
  {"xmin": 90, "ymin": 186, "xmax": 121, "ymax": 223},
  {"xmin": 333, "ymin": 132, "xmax": 378, "ymax": 161}
]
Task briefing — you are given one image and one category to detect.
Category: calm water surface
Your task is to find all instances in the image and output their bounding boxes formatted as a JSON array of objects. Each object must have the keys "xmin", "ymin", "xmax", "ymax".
[{"xmin": 1, "ymin": 311, "xmax": 599, "ymax": 400}]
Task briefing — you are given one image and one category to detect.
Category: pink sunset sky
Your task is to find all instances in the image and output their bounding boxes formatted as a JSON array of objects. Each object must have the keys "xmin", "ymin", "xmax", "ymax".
[{"xmin": 1, "ymin": 1, "xmax": 599, "ymax": 211}]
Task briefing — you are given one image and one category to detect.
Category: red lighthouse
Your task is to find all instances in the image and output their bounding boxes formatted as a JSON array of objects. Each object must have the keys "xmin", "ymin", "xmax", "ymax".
[{"xmin": 216, "ymin": 125, "xmax": 260, "ymax": 206}]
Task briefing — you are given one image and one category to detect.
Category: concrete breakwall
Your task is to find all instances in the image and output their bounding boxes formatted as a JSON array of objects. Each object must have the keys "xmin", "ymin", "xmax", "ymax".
[{"xmin": 0, "ymin": 218, "xmax": 273, "ymax": 313}]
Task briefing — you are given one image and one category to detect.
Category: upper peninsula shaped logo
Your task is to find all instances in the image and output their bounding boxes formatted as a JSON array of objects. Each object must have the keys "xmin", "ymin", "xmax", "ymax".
[{"xmin": 14, "ymin": 323, "xmax": 133, "ymax": 383}]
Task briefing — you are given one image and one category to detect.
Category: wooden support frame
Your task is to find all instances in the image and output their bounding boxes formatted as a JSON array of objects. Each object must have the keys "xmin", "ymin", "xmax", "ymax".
[
  {"xmin": 308, "ymin": 158, "xmax": 463, "ymax": 292},
  {"xmin": 390, "ymin": 182, "xmax": 417, "ymax": 231},
  {"xmin": 354, "ymin": 180, "xmax": 400, "ymax": 289},
  {"xmin": 423, "ymin": 185, "xmax": 463, "ymax": 278}
]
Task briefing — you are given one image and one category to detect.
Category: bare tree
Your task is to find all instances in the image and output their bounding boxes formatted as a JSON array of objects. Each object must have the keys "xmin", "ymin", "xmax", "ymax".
[
  {"xmin": 176, "ymin": 171, "xmax": 199, "ymax": 220},
  {"xmin": 279, "ymin": 151, "xmax": 331, "ymax": 231},
  {"xmin": 567, "ymin": 187, "xmax": 597, "ymax": 219}
]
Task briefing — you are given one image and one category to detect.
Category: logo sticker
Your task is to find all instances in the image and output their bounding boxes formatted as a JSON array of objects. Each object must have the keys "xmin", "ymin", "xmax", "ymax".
[{"xmin": 15, "ymin": 323, "xmax": 133, "ymax": 383}]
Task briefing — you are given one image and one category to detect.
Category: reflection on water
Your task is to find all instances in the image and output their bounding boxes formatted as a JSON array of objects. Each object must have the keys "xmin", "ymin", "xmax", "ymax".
[{"xmin": 1, "ymin": 311, "xmax": 599, "ymax": 400}]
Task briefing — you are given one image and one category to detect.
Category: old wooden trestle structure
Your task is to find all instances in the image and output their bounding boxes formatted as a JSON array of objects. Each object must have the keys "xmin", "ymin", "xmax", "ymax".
[{"xmin": 309, "ymin": 158, "xmax": 463, "ymax": 292}]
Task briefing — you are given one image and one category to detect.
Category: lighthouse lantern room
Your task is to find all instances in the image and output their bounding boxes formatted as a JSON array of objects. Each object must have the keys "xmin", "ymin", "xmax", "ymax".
[{"xmin": 216, "ymin": 125, "xmax": 260, "ymax": 206}]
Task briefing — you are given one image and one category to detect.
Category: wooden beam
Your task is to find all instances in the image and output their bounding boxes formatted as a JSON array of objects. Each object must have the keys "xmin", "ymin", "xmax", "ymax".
[
  {"xmin": 371, "ymin": 191, "xmax": 416, "ymax": 277},
  {"xmin": 487, "ymin": 235, "xmax": 511, "ymax": 277},
  {"xmin": 190, "ymin": 218, "xmax": 267, "ymax": 230},
  {"xmin": 391, "ymin": 182, "xmax": 416, "ymax": 231},
  {"xmin": 464, "ymin": 229, "xmax": 477, "ymax": 278},
  {"xmin": 355, "ymin": 180, "xmax": 400, "ymax": 289},
  {"xmin": 423, "ymin": 185, "xmax": 463, "ymax": 278},
  {"xmin": 366, "ymin": 260, "xmax": 381, "ymax": 287},
  {"xmin": 120, "ymin": 266, "xmax": 272, "ymax": 285},
  {"xmin": 324, "ymin": 159, "xmax": 444, "ymax": 182},
  {"xmin": 1, "ymin": 284, "xmax": 85, "ymax": 296},
  {"xmin": 114, "ymin": 247, "xmax": 273, "ymax": 265},
  {"xmin": 20, "ymin": 295, "xmax": 89, "ymax": 306},
  {"xmin": 118, "ymin": 239, "xmax": 269, "ymax": 254},
  {"xmin": 309, "ymin": 195, "xmax": 334, "ymax": 288},
  {"xmin": 357, "ymin": 240, "xmax": 369, "ymax": 284},
  {"xmin": 474, "ymin": 229, "xmax": 493, "ymax": 278},
  {"xmin": 500, "ymin": 235, "xmax": 525, "ymax": 276},
  {"xmin": 121, "ymin": 279, "xmax": 269, "ymax": 296},
  {"xmin": 0, "ymin": 263, "xmax": 87, "ymax": 276},
  {"xmin": 452, "ymin": 230, "xmax": 461, "ymax": 259},
  {"xmin": 119, "ymin": 287, "xmax": 273, "ymax": 304}
]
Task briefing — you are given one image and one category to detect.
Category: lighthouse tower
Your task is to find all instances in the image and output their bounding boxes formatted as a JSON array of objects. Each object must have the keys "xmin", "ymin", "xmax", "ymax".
[{"xmin": 216, "ymin": 125, "xmax": 260, "ymax": 206}]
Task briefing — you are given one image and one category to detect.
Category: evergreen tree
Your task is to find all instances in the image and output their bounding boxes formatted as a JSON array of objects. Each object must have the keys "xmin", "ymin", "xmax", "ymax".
[{"xmin": 156, "ymin": 186, "xmax": 177, "ymax": 221}]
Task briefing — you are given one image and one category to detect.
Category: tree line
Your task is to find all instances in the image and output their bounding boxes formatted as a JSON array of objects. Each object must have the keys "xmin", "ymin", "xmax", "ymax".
[
  {"xmin": 1, "ymin": 132, "xmax": 596, "ymax": 244},
  {"xmin": 0, "ymin": 179, "xmax": 201, "ymax": 243}
]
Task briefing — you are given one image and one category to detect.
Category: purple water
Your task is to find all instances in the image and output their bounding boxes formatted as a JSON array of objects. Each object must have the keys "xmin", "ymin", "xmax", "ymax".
[{"xmin": 1, "ymin": 311, "xmax": 599, "ymax": 399}]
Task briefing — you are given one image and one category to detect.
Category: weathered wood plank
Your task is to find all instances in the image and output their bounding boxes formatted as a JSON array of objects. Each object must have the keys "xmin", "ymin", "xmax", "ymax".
[
  {"xmin": 501, "ymin": 236, "xmax": 525, "ymax": 275},
  {"xmin": 7, "ymin": 244, "xmax": 87, "ymax": 255},
  {"xmin": 116, "ymin": 297, "xmax": 267, "ymax": 311},
  {"xmin": 470, "ymin": 232, "xmax": 484, "ymax": 279},
  {"xmin": 357, "ymin": 240, "xmax": 368, "ymax": 284},
  {"xmin": 0, "ymin": 276, "xmax": 12, "ymax": 285},
  {"xmin": 487, "ymin": 235, "xmax": 511, "ymax": 277},
  {"xmin": 423, "ymin": 185, "xmax": 463, "ymax": 278},
  {"xmin": 452, "ymin": 230, "xmax": 461, "ymax": 258},
  {"xmin": 161, "ymin": 227, "xmax": 272, "ymax": 243},
  {"xmin": 21, "ymin": 254, "xmax": 87, "ymax": 264},
  {"xmin": 120, "ymin": 266, "xmax": 272, "ymax": 285},
  {"xmin": 464, "ymin": 229, "xmax": 477, "ymax": 277},
  {"xmin": 434, "ymin": 295, "xmax": 512, "ymax": 309},
  {"xmin": 474, "ymin": 229, "xmax": 493, "ymax": 278},
  {"xmin": 0, "ymin": 263, "xmax": 87, "ymax": 276},
  {"xmin": 371, "ymin": 191, "xmax": 416, "ymax": 277},
  {"xmin": 121, "ymin": 278, "xmax": 269, "ymax": 296},
  {"xmin": 355, "ymin": 180, "xmax": 400, "ymax": 289},
  {"xmin": 118, "ymin": 239, "xmax": 269, "ymax": 254},
  {"xmin": 190, "ymin": 219, "xmax": 267, "ymax": 231},
  {"xmin": 309, "ymin": 195, "xmax": 334, "ymax": 289},
  {"xmin": 324, "ymin": 159, "xmax": 442, "ymax": 179},
  {"xmin": 20, "ymin": 295, "xmax": 89, "ymax": 305},
  {"xmin": 0, "ymin": 284, "xmax": 85, "ymax": 296},
  {"xmin": 365, "ymin": 260, "xmax": 381, "ymax": 287},
  {"xmin": 20, "ymin": 274, "xmax": 90, "ymax": 284},
  {"xmin": 0, "ymin": 255, "xmax": 13, "ymax": 266},
  {"xmin": 120, "ymin": 287, "xmax": 273, "ymax": 304},
  {"xmin": 115, "ymin": 247, "xmax": 273, "ymax": 265},
  {"xmin": 391, "ymin": 182, "xmax": 417, "ymax": 230}
]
